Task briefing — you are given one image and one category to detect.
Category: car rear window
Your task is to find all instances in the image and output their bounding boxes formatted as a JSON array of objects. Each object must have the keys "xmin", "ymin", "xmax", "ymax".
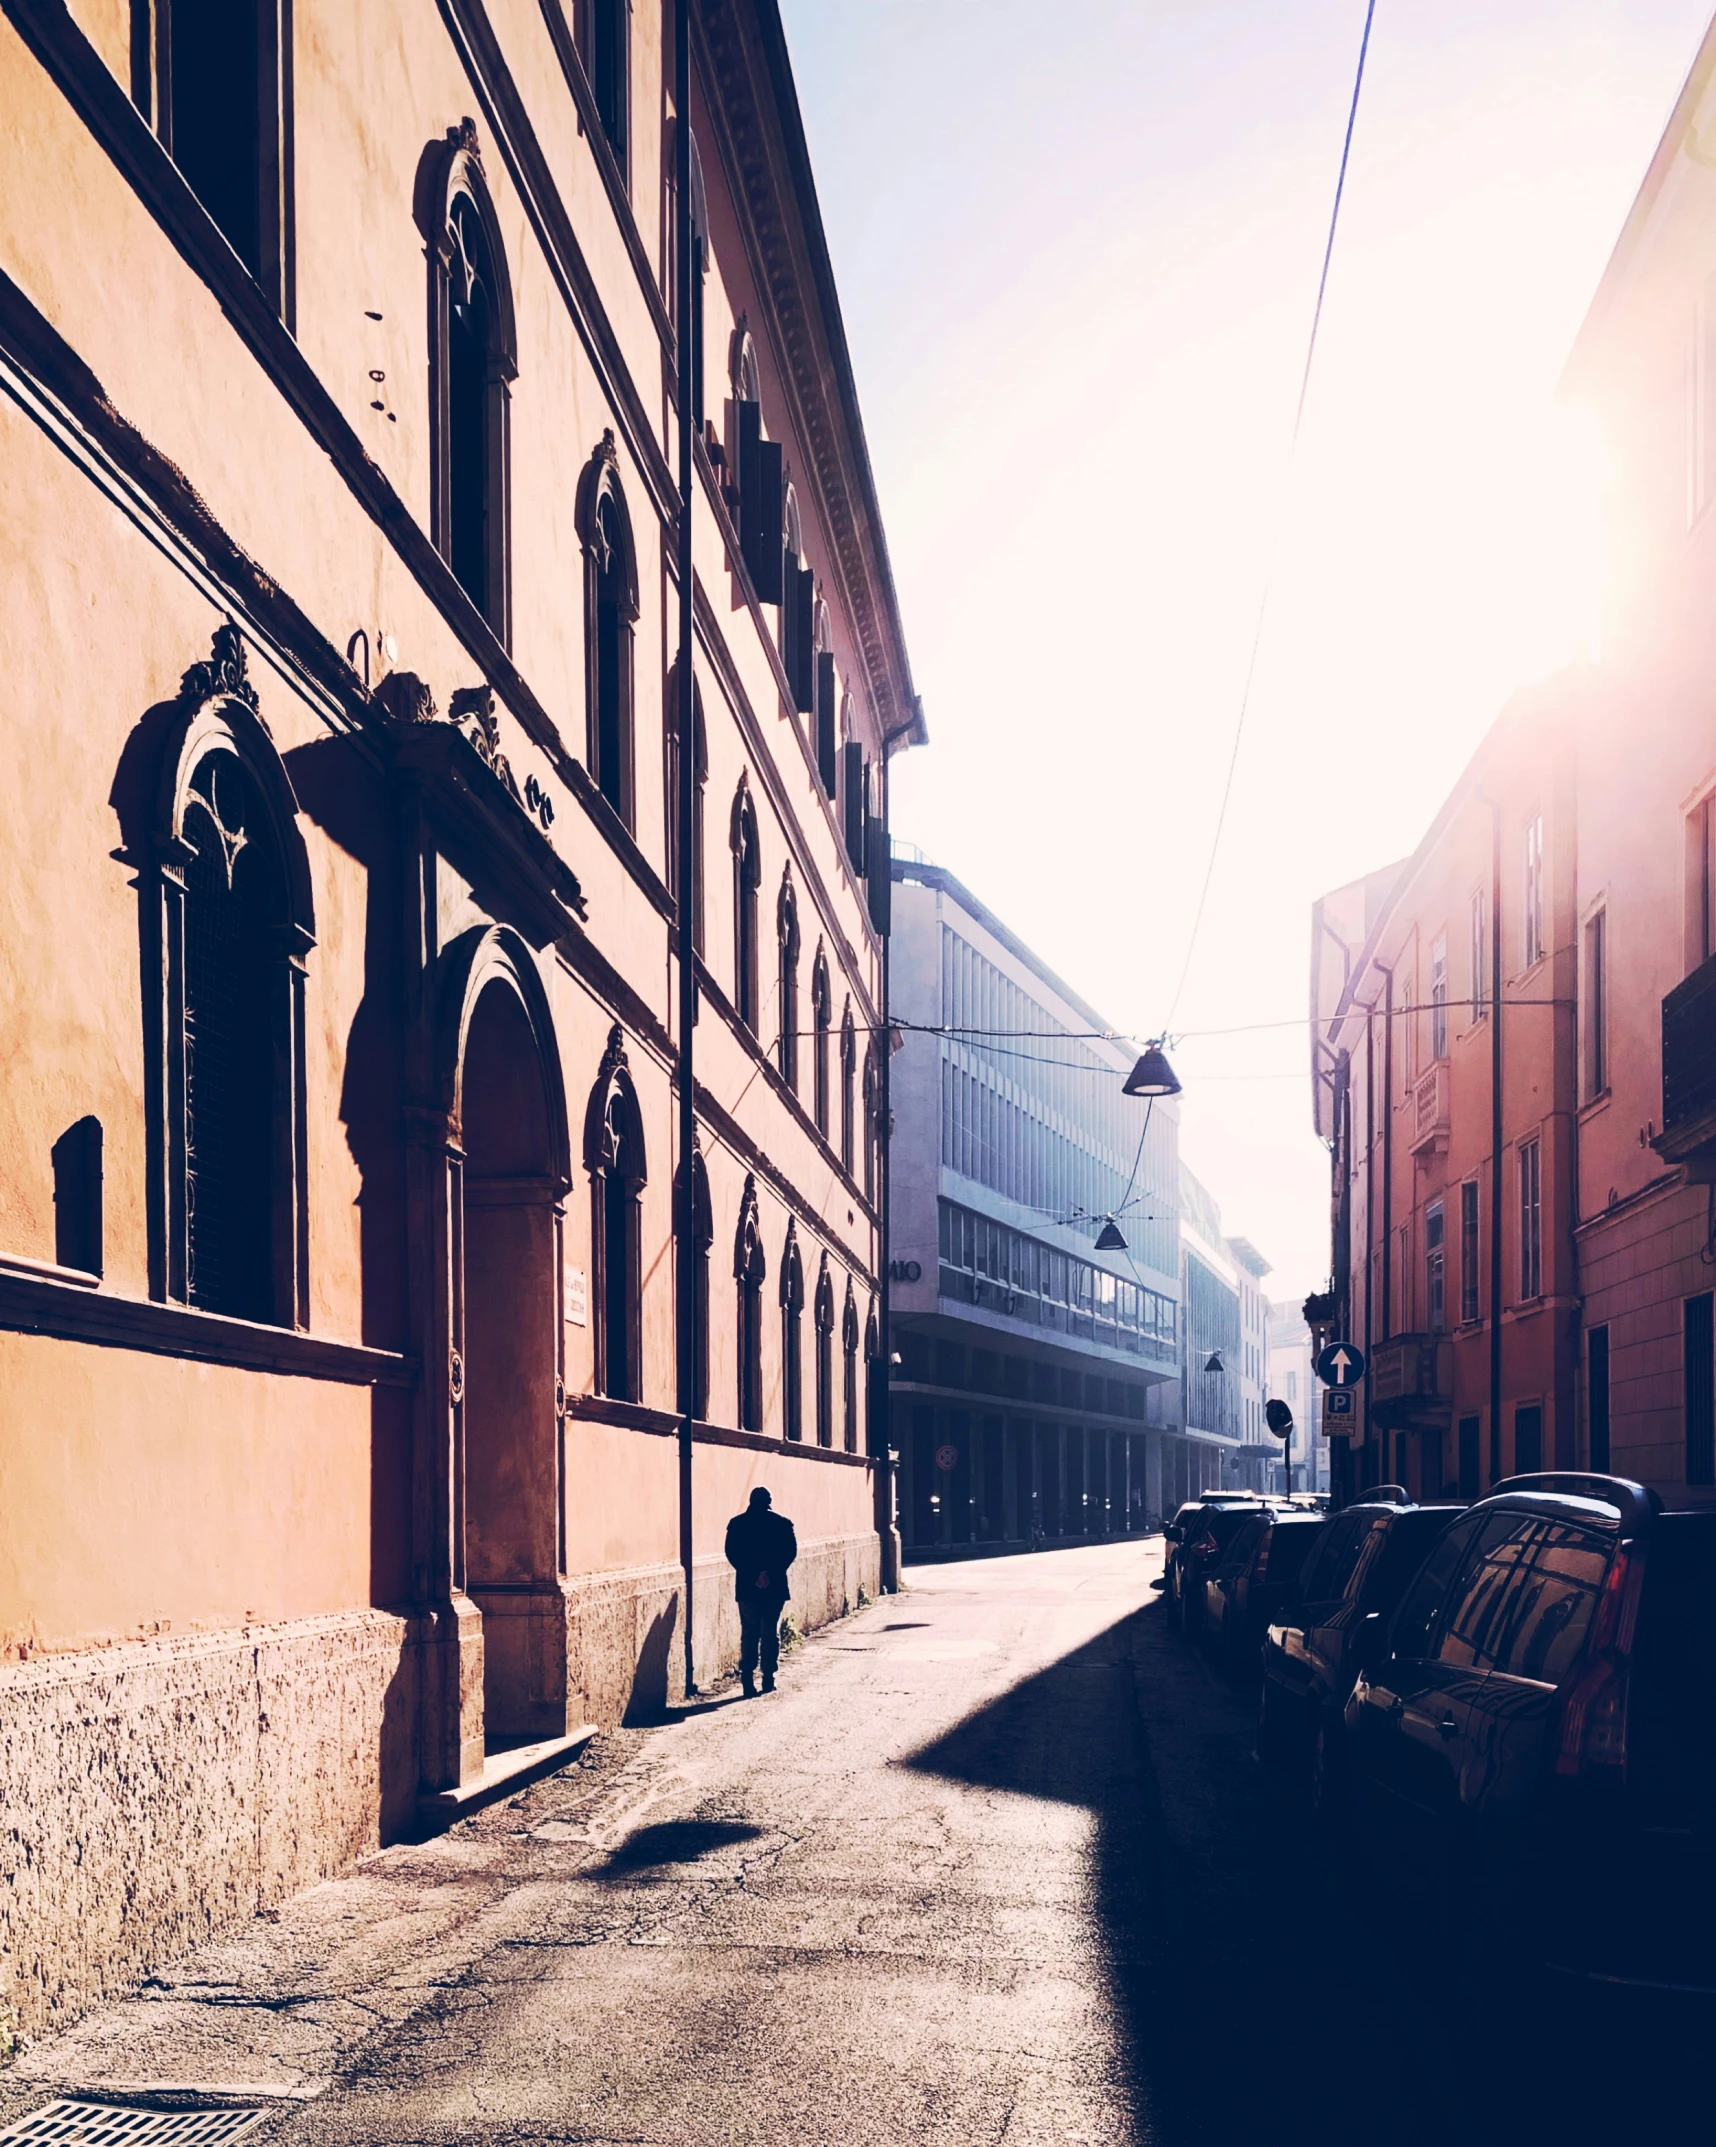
[
  {"xmin": 1299, "ymin": 1515, "xmax": 1372, "ymax": 1605},
  {"xmin": 1391, "ymin": 1514, "xmax": 1483, "ymax": 1660},
  {"xmin": 1629, "ymin": 1515, "xmax": 1716, "ymax": 1819},
  {"xmin": 1205, "ymin": 1507, "xmax": 1262, "ymax": 1553},
  {"xmin": 1261, "ymin": 1517, "xmax": 1324, "ymax": 1585},
  {"xmin": 1487, "ymin": 1521, "xmax": 1609, "ymax": 1685},
  {"xmin": 1434, "ymin": 1514, "xmax": 1541, "ymax": 1669},
  {"xmin": 1365, "ymin": 1509, "xmax": 1460, "ymax": 1617},
  {"xmin": 1218, "ymin": 1516, "xmax": 1268, "ymax": 1570}
]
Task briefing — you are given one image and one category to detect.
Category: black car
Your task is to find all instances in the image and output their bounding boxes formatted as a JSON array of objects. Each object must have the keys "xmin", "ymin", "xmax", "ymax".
[
  {"xmin": 1257, "ymin": 1497, "xmax": 1465, "ymax": 1811},
  {"xmin": 1343, "ymin": 1472, "xmax": 1716, "ymax": 1991},
  {"xmin": 1167, "ymin": 1497, "xmax": 1274, "ymax": 1638},
  {"xmin": 1201, "ymin": 1508, "xmax": 1327, "ymax": 1677}
]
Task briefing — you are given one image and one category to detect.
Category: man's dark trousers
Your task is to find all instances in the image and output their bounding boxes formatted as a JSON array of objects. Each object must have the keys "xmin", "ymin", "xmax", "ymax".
[{"xmin": 738, "ymin": 1597, "xmax": 780, "ymax": 1687}]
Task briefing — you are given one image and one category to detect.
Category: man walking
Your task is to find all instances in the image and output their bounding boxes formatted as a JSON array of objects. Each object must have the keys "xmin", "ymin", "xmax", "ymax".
[{"xmin": 724, "ymin": 1486, "xmax": 797, "ymax": 1696}]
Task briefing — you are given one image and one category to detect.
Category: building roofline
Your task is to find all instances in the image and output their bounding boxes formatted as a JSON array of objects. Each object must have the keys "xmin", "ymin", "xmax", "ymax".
[
  {"xmin": 1563, "ymin": 15, "xmax": 1716, "ymax": 391},
  {"xmin": 1226, "ymin": 1236, "xmax": 1273, "ymax": 1279},
  {"xmin": 891, "ymin": 858, "xmax": 1138, "ymax": 1061}
]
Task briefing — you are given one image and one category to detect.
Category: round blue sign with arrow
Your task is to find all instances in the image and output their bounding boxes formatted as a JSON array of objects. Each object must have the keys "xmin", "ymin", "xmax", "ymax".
[{"xmin": 1316, "ymin": 1341, "xmax": 1366, "ymax": 1388}]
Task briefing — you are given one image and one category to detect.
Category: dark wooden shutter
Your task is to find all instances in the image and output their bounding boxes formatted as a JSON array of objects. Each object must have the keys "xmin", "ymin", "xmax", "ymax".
[
  {"xmin": 842, "ymin": 741, "xmax": 865, "ymax": 867},
  {"xmin": 751, "ymin": 440, "xmax": 785, "ymax": 600},
  {"xmin": 867, "ymin": 786, "xmax": 890, "ymax": 934},
  {"xmin": 735, "ymin": 397, "xmax": 761, "ymax": 565},
  {"xmin": 815, "ymin": 652, "xmax": 838, "ymax": 795},
  {"xmin": 790, "ymin": 566, "xmax": 815, "ymax": 711}
]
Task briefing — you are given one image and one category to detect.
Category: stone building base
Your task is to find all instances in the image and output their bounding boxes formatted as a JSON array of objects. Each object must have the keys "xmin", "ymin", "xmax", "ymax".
[{"xmin": 0, "ymin": 1532, "xmax": 880, "ymax": 2040}]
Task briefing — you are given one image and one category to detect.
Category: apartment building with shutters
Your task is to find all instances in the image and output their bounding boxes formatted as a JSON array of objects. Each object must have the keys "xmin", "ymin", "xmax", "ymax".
[{"xmin": 0, "ymin": 0, "xmax": 920, "ymax": 2033}]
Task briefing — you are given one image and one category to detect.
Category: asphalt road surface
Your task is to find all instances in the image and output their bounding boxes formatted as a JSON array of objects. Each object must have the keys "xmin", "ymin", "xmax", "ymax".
[{"xmin": 0, "ymin": 1541, "xmax": 1618, "ymax": 2146}]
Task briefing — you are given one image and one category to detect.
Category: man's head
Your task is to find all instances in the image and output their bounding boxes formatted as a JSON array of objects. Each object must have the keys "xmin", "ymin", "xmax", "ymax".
[{"xmin": 748, "ymin": 1486, "xmax": 772, "ymax": 1511}]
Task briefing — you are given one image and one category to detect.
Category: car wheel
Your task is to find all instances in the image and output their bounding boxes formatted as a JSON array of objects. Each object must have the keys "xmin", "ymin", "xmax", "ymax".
[{"xmin": 1309, "ymin": 1715, "xmax": 1345, "ymax": 1823}]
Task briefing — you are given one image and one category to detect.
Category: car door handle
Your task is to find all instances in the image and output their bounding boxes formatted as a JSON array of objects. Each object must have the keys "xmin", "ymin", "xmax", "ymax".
[
  {"xmin": 1436, "ymin": 1713, "xmax": 1458, "ymax": 1739},
  {"xmin": 1385, "ymin": 1695, "xmax": 1405, "ymax": 1721}
]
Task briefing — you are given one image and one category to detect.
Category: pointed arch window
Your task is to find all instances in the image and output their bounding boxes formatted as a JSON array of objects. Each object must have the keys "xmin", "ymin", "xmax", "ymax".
[
  {"xmin": 579, "ymin": 436, "xmax": 639, "ymax": 827},
  {"xmin": 424, "ymin": 123, "xmax": 516, "ymax": 642},
  {"xmin": 732, "ymin": 782, "xmax": 762, "ymax": 1033},
  {"xmin": 139, "ymin": 626, "xmax": 313, "ymax": 1327},
  {"xmin": 735, "ymin": 1175, "xmax": 767, "ymax": 1431},
  {"xmin": 864, "ymin": 1298, "xmax": 880, "ymax": 1454},
  {"xmin": 585, "ymin": 1026, "xmax": 646, "ymax": 1402},
  {"xmin": 675, "ymin": 1141, "xmax": 713, "ymax": 1419},
  {"xmin": 665, "ymin": 666, "xmax": 707, "ymax": 955},
  {"xmin": 731, "ymin": 329, "xmax": 782, "ymax": 599},
  {"xmin": 814, "ymin": 1255, "xmax": 835, "ymax": 1449},
  {"xmin": 842, "ymin": 1282, "xmax": 861, "ymax": 1454},
  {"xmin": 781, "ymin": 1222, "xmax": 805, "ymax": 1442},
  {"xmin": 839, "ymin": 1001, "xmax": 856, "ymax": 1175},
  {"xmin": 141, "ymin": 0, "xmax": 294, "ymax": 320},
  {"xmin": 777, "ymin": 873, "xmax": 800, "ymax": 1090},
  {"xmin": 811, "ymin": 948, "xmax": 831, "ymax": 1137},
  {"xmin": 780, "ymin": 486, "xmax": 813, "ymax": 709}
]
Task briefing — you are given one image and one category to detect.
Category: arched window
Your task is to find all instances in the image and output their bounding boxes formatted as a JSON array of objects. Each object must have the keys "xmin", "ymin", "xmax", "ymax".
[
  {"xmin": 146, "ymin": 0, "xmax": 293, "ymax": 317},
  {"xmin": 140, "ymin": 625, "xmax": 313, "ymax": 1326},
  {"xmin": 675, "ymin": 1139, "xmax": 712, "ymax": 1419},
  {"xmin": 731, "ymin": 781, "xmax": 761, "ymax": 1033},
  {"xmin": 780, "ymin": 1221, "xmax": 804, "ymax": 1443},
  {"xmin": 423, "ymin": 123, "xmax": 516, "ymax": 641},
  {"xmin": 779, "ymin": 485, "xmax": 803, "ymax": 671},
  {"xmin": 667, "ymin": 122, "xmax": 709, "ymax": 426},
  {"xmin": 587, "ymin": 0, "xmax": 629, "ymax": 180},
  {"xmin": 735, "ymin": 1175, "xmax": 766, "ymax": 1431},
  {"xmin": 585, "ymin": 1025, "xmax": 646, "ymax": 1402},
  {"xmin": 733, "ymin": 327, "xmax": 761, "ymax": 406},
  {"xmin": 777, "ymin": 873, "xmax": 800, "ymax": 1089},
  {"xmin": 730, "ymin": 329, "xmax": 782, "ymax": 599},
  {"xmin": 814, "ymin": 1254, "xmax": 835, "ymax": 1449},
  {"xmin": 842, "ymin": 1281, "xmax": 860, "ymax": 1454},
  {"xmin": 577, "ymin": 436, "xmax": 639, "ymax": 827},
  {"xmin": 811, "ymin": 948, "xmax": 831, "ymax": 1137},
  {"xmin": 664, "ymin": 665, "xmax": 707, "ymax": 955},
  {"xmin": 861, "ymin": 1041, "xmax": 879, "ymax": 1204},
  {"xmin": 839, "ymin": 1001, "xmax": 856, "ymax": 1175}
]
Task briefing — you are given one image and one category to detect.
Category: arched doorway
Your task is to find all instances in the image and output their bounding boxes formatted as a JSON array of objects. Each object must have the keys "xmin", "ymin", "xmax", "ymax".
[{"xmin": 451, "ymin": 936, "xmax": 571, "ymax": 1750}]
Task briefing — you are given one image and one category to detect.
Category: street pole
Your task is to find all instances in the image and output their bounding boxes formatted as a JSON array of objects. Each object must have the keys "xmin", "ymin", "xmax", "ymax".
[{"xmin": 674, "ymin": 0, "xmax": 697, "ymax": 1700}]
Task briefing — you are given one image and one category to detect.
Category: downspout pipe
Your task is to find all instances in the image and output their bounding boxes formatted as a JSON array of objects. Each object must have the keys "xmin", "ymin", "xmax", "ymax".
[
  {"xmin": 1490, "ymin": 800, "xmax": 1504, "ymax": 1489},
  {"xmin": 674, "ymin": 0, "xmax": 697, "ymax": 1699}
]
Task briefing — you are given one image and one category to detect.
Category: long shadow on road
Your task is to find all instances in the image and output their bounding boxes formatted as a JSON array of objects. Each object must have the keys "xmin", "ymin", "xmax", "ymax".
[{"xmin": 906, "ymin": 1595, "xmax": 1485, "ymax": 2147}]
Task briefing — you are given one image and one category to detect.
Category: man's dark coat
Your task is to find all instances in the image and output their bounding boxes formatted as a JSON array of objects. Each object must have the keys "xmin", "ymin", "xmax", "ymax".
[{"xmin": 725, "ymin": 1505, "xmax": 798, "ymax": 1605}]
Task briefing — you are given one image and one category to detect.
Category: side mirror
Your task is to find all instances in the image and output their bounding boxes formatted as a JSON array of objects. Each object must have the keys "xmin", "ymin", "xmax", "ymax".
[
  {"xmin": 1354, "ymin": 1611, "xmax": 1387, "ymax": 1676},
  {"xmin": 1165, "ymin": 1523, "xmax": 1182, "ymax": 1545}
]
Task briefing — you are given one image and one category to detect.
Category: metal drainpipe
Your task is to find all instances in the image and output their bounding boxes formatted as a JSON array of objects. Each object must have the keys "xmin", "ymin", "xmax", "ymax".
[
  {"xmin": 1490, "ymin": 800, "xmax": 1504, "ymax": 1489},
  {"xmin": 673, "ymin": 0, "xmax": 697, "ymax": 1699},
  {"xmin": 875, "ymin": 704, "xmax": 917, "ymax": 1589}
]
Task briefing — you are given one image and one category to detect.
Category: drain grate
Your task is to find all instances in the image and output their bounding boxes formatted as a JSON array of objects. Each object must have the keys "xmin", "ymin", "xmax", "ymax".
[{"xmin": 0, "ymin": 2105, "xmax": 268, "ymax": 2147}]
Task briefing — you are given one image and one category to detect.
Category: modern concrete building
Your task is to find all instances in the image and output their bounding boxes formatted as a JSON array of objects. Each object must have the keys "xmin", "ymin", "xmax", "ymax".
[
  {"xmin": 0, "ymin": 0, "xmax": 921, "ymax": 2033},
  {"xmin": 1177, "ymin": 1165, "xmax": 1248, "ymax": 1496},
  {"xmin": 886, "ymin": 858, "xmax": 1181, "ymax": 1554},
  {"xmin": 1228, "ymin": 1234, "xmax": 1276, "ymax": 1488}
]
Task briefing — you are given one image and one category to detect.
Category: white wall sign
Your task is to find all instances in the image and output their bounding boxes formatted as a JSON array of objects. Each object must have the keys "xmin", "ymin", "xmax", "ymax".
[{"xmin": 563, "ymin": 1265, "xmax": 588, "ymax": 1328}]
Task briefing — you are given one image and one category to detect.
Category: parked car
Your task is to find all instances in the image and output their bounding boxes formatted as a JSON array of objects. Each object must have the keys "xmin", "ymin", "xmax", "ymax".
[
  {"xmin": 1257, "ymin": 1497, "xmax": 1465, "ymax": 1811},
  {"xmin": 1202, "ymin": 1507, "xmax": 1327, "ymax": 1676},
  {"xmin": 1167, "ymin": 1497, "xmax": 1273, "ymax": 1638},
  {"xmin": 1343, "ymin": 1472, "xmax": 1716, "ymax": 1991}
]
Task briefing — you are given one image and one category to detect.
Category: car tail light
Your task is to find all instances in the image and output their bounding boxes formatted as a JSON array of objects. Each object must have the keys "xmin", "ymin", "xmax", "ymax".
[
  {"xmin": 1554, "ymin": 1543, "xmax": 1643, "ymax": 1781},
  {"xmin": 1188, "ymin": 1532, "xmax": 1218, "ymax": 1560}
]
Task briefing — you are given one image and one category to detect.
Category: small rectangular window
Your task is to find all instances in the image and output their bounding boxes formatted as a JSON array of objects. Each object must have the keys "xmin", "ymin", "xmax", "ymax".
[
  {"xmin": 1584, "ymin": 909, "xmax": 1607, "ymax": 1098},
  {"xmin": 1425, "ymin": 1199, "xmax": 1445, "ymax": 1333},
  {"xmin": 1519, "ymin": 1136, "xmax": 1542, "ymax": 1301},
  {"xmin": 1459, "ymin": 1180, "xmax": 1480, "ymax": 1324},
  {"xmin": 1588, "ymin": 1324, "xmax": 1610, "ymax": 1472},
  {"xmin": 1514, "ymin": 1404, "xmax": 1542, "ymax": 1474},
  {"xmin": 1430, "ymin": 935, "xmax": 1448, "ymax": 1060},
  {"xmin": 1523, "ymin": 816, "xmax": 1545, "ymax": 969},
  {"xmin": 1686, "ymin": 1293, "xmax": 1714, "ymax": 1488}
]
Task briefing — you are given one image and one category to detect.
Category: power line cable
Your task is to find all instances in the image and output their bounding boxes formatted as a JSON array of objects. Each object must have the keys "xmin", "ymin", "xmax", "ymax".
[{"xmin": 1164, "ymin": 0, "xmax": 1378, "ymax": 1029}]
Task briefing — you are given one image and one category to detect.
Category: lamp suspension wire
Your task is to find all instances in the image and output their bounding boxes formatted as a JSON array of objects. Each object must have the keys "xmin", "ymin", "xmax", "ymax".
[
  {"xmin": 674, "ymin": 0, "xmax": 698, "ymax": 1700},
  {"xmin": 1164, "ymin": 0, "xmax": 1378, "ymax": 1029}
]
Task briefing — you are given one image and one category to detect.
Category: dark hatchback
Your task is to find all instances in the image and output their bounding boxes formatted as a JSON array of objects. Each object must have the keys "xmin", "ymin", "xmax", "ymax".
[
  {"xmin": 1201, "ymin": 1508, "xmax": 1327, "ymax": 1677},
  {"xmin": 1162, "ymin": 1495, "xmax": 1265, "ymax": 1629},
  {"xmin": 1258, "ymin": 1497, "xmax": 1466, "ymax": 1812},
  {"xmin": 1344, "ymin": 1473, "xmax": 1716, "ymax": 1993},
  {"xmin": 1167, "ymin": 1497, "xmax": 1273, "ymax": 1638}
]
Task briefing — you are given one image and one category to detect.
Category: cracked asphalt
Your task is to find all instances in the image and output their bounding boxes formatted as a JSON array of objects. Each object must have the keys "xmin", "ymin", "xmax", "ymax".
[{"xmin": 1, "ymin": 1541, "xmax": 1554, "ymax": 2146}]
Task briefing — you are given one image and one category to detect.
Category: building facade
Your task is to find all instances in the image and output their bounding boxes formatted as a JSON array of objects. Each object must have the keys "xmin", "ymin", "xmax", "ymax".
[
  {"xmin": 1266, "ymin": 1298, "xmax": 1328, "ymax": 1494},
  {"xmin": 1311, "ymin": 15, "xmax": 1716, "ymax": 1515},
  {"xmin": 886, "ymin": 860, "xmax": 1181, "ymax": 1553},
  {"xmin": 0, "ymin": 0, "xmax": 921, "ymax": 2033}
]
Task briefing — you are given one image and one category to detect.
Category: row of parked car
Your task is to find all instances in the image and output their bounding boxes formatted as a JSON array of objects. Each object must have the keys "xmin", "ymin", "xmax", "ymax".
[{"xmin": 1160, "ymin": 1473, "xmax": 1716, "ymax": 1997}]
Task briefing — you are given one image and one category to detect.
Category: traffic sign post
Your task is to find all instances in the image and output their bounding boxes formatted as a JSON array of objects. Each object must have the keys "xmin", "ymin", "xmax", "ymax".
[
  {"xmin": 1323, "ymin": 1387, "xmax": 1356, "ymax": 1427},
  {"xmin": 1316, "ymin": 1341, "xmax": 1366, "ymax": 1388}
]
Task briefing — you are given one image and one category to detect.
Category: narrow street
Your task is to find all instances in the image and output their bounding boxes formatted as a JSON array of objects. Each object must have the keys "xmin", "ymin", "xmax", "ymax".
[{"xmin": 0, "ymin": 1541, "xmax": 1531, "ymax": 2147}]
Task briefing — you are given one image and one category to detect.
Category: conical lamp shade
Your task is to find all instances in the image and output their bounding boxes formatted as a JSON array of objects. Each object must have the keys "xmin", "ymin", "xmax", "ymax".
[
  {"xmin": 1124, "ymin": 1044, "xmax": 1181, "ymax": 1098},
  {"xmin": 1203, "ymin": 1350, "xmax": 1225, "ymax": 1375},
  {"xmin": 1095, "ymin": 1218, "xmax": 1127, "ymax": 1252}
]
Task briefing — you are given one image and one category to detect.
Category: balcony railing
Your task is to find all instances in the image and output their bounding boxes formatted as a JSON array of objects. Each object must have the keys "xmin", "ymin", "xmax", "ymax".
[
  {"xmin": 1368, "ymin": 1332, "xmax": 1453, "ymax": 1429},
  {"xmin": 1658, "ymin": 955, "xmax": 1716, "ymax": 1163},
  {"xmin": 1410, "ymin": 1063, "xmax": 1449, "ymax": 1156}
]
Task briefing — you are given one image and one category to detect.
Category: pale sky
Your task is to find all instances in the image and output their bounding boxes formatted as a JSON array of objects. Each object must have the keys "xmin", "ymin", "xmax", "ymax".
[{"xmin": 778, "ymin": 0, "xmax": 1712, "ymax": 1300}]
